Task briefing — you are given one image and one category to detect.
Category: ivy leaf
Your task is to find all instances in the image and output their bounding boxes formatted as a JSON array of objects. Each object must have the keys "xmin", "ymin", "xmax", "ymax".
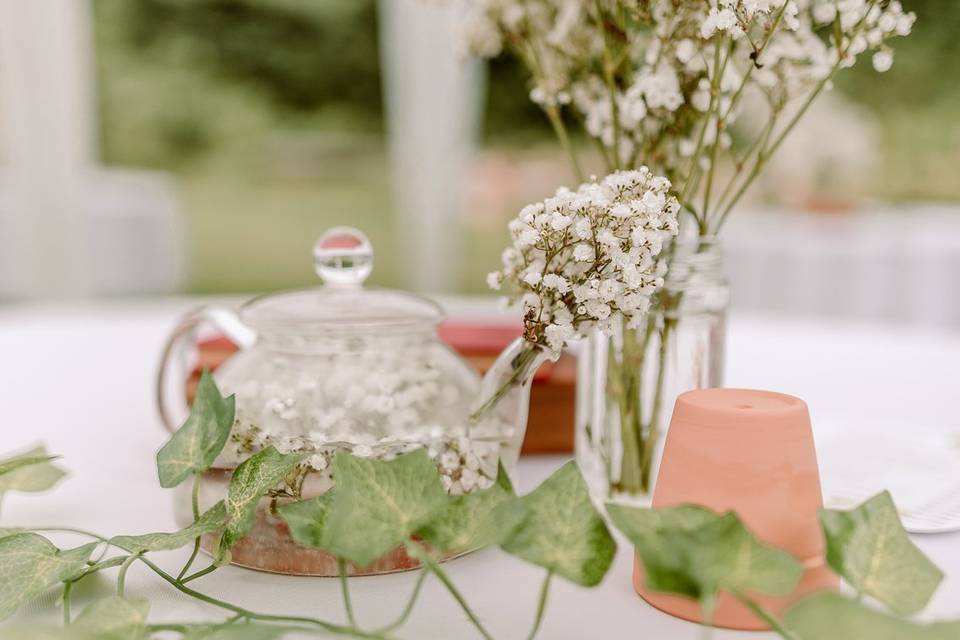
[
  {"xmin": 821, "ymin": 491, "xmax": 943, "ymax": 615},
  {"xmin": 786, "ymin": 593, "xmax": 960, "ymax": 640},
  {"xmin": 277, "ymin": 492, "xmax": 335, "ymax": 548},
  {"xmin": 0, "ymin": 445, "xmax": 67, "ymax": 493},
  {"xmin": 157, "ymin": 370, "xmax": 235, "ymax": 489},
  {"xmin": 71, "ymin": 596, "xmax": 150, "ymax": 640},
  {"xmin": 180, "ymin": 622, "xmax": 287, "ymax": 640},
  {"xmin": 607, "ymin": 503, "xmax": 803, "ymax": 606},
  {"xmin": 501, "ymin": 461, "xmax": 616, "ymax": 587},
  {"xmin": 607, "ymin": 504, "xmax": 717, "ymax": 598},
  {"xmin": 217, "ymin": 447, "xmax": 307, "ymax": 561},
  {"xmin": 418, "ymin": 463, "xmax": 527, "ymax": 553},
  {"xmin": 320, "ymin": 449, "xmax": 447, "ymax": 567},
  {"xmin": 0, "ymin": 533, "xmax": 97, "ymax": 620},
  {"xmin": 111, "ymin": 502, "xmax": 227, "ymax": 554}
]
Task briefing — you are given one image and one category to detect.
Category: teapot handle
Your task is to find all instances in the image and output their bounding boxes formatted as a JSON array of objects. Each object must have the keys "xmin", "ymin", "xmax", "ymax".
[{"xmin": 155, "ymin": 305, "xmax": 256, "ymax": 433}]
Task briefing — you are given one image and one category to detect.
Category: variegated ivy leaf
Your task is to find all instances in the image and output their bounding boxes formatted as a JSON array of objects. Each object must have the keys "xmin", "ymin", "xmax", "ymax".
[
  {"xmin": 0, "ymin": 445, "xmax": 67, "ymax": 493},
  {"xmin": 217, "ymin": 446, "xmax": 307, "ymax": 561},
  {"xmin": 277, "ymin": 491, "xmax": 334, "ymax": 548},
  {"xmin": 71, "ymin": 596, "xmax": 150, "ymax": 640},
  {"xmin": 786, "ymin": 593, "xmax": 960, "ymax": 640},
  {"xmin": 111, "ymin": 501, "xmax": 227, "ymax": 554},
  {"xmin": 0, "ymin": 533, "xmax": 97, "ymax": 620},
  {"xmin": 2, "ymin": 597, "xmax": 151, "ymax": 640},
  {"xmin": 501, "ymin": 461, "xmax": 616, "ymax": 587},
  {"xmin": 418, "ymin": 463, "xmax": 527, "ymax": 553},
  {"xmin": 320, "ymin": 449, "xmax": 447, "ymax": 567},
  {"xmin": 607, "ymin": 503, "xmax": 802, "ymax": 607},
  {"xmin": 157, "ymin": 370, "xmax": 235, "ymax": 489},
  {"xmin": 821, "ymin": 491, "xmax": 943, "ymax": 615}
]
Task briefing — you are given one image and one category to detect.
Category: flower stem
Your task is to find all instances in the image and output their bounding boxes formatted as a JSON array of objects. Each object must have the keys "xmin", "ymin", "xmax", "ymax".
[
  {"xmin": 62, "ymin": 581, "xmax": 73, "ymax": 625},
  {"xmin": 339, "ymin": 558, "xmax": 358, "ymax": 628},
  {"xmin": 595, "ymin": 0, "xmax": 621, "ymax": 169},
  {"xmin": 526, "ymin": 571, "xmax": 554, "ymax": 640},
  {"xmin": 470, "ymin": 342, "xmax": 542, "ymax": 422},
  {"xmin": 181, "ymin": 563, "xmax": 218, "ymax": 584},
  {"xmin": 544, "ymin": 105, "xmax": 585, "ymax": 183},
  {"xmin": 731, "ymin": 590, "xmax": 798, "ymax": 640},
  {"xmin": 136, "ymin": 555, "xmax": 382, "ymax": 638},
  {"xmin": 116, "ymin": 553, "xmax": 140, "ymax": 597},
  {"xmin": 178, "ymin": 473, "xmax": 203, "ymax": 581},
  {"xmin": 405, "ymin": 543, "xmax": 494, "ymax": 640},
  {"xmin": 714, "ymin": 0, "xmax": 881, "ymax": 231},
  {"xmin": 373, "ymin": 570, "xmax": 427, "ymax": 634},
  {"xmin": 612, "ymin": 324, "xmax": 646, "ymax": 494},
  {"xmin": 29, "ymin": 526, "xmax": 109, "ymax": 542},
  {"xmin": 640, "ymin": 317, "xmax": 675, "ymax": 492}
]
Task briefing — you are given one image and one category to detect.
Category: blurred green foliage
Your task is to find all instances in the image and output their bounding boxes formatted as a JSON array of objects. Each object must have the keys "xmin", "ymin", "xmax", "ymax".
[
  {"xmin": 95, "ymin": 0, "xmax": 959, "ymax": 169},
  {"xmin": 91, "ymin": 0, "xmax": 959, "ymax": 292},
  {"xmin": 93, "ymin": 0, "xmax": 383, "ymax": 168}
]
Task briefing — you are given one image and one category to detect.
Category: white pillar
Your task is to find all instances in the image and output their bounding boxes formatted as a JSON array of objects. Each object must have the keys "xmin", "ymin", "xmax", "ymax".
[
  {"xmin": 0, "ymin": 0, "xmax": 97, "ymax": 297},
  {"xmin": 378, "ymin": 0, "xmax": 482, "ymax": 293}
]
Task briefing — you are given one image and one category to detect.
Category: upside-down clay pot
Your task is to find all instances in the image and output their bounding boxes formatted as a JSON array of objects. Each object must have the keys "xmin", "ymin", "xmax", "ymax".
[{"xmin": 634, "ymin": 388, "xmax": 839, "ymax": 630}]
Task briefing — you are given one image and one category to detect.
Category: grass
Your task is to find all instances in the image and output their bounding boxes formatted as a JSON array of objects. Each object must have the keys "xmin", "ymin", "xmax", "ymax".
[{"xmin": 178, "ymin": 145, "xmax": 510, "ymax": 295}]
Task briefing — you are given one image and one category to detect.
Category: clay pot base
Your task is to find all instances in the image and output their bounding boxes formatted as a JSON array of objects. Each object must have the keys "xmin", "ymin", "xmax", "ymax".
[
  {"xmin": 633, "ymin": 554, "xmax": 840, "ymax": 631},
  {"xmin": 198, "ymin": 506, "xmax": 463, "ymax": 577}
]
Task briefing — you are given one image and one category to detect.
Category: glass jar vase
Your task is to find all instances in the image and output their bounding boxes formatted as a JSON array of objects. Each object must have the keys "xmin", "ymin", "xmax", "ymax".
[{"xmin": 575, "ymin": 236, "xmax": 729, "ymax": 507}]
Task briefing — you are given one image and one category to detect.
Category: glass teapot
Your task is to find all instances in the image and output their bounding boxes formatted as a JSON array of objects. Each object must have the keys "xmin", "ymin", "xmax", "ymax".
[{"xmin": 156, "ymin": 227, "xmax": 552, "ymax": 575}]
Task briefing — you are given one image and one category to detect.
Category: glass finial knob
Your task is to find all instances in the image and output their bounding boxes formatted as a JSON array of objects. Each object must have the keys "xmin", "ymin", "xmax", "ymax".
[{"xmin": 313, "ymin": 227, "xmax": 373, "ymax": 286}]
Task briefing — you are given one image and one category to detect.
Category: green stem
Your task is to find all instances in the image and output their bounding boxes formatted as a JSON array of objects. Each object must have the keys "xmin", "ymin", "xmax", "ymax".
[
  {"xmin": 595, "ymin": 0, "xmax": 621, "ymax": 169},
  {"xmin": 178, "ymin": 473, "xmax": 203, "ymax": 581},
  {"xmin": 680, "ymin": 36, "xmax": 725, "ymax": 204},
  {"xmin": 29, "ymin": 527, "xmax": 109, "ymax": 542},
  {"xmin": 62, "ymin": 581, "xmax": 73, "ymax": 626},
  {"xmin": 701, "ymin": 39, "xmax": 733, "ymax": 221},
  {"xmin": 544, "ymin": 105, "xmax": 585, "ymax": 183},
  {"xmin": 181, "ymin": 563, "xmax": 218, "ymax": 584},
  {"xmin": 612, "ymin": 323, "xmax": 647, "ymax": 494},
  {"xmin": 714, "ymin": 107, "xmax": 779, "ymax": 217},
  {"xmin": 373, "ymin": 570, "xmax": 427, "ymax": 635},
  {"xmin": 713, "ymin": 0, "xmax": 880, "ymax": 231},
  {"xmin": 116, "ymin": 553, "xmax": 140, "ymax": 597},
  {"xmin": 700, "ymin": 594, "xmax": 716, "ymax": 640},
  {"xmin": 731, "ymin": 590, "xmax": 798, "ymax": 640},
  {"xmin": 339, "ymin": 558, "xmax": 358, "ymax": 628},
  {"xmin": 640, "ymin": 317, "xmax": 675, "ymax": 493},
  {"xmin": 405, "ymin": 543, "xmax": 494, "ymax": 640},
  {"xmin": 526, "ymin": 571, "xmax": 554, "ymax": 640},
  {"xmin": 148, "ymin": 623, "xmax": 191, "ymax": 633},
  {"xmin": 470, "ymin": 343, "xmax": 541, "ymax": 422},
  {"xmin": 137, "ymin": 556, "xmax": 382, "ymax": 639}
]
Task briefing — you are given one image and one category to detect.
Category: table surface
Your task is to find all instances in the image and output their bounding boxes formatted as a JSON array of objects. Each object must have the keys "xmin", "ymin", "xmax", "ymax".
[{"xmin": 1, "ymin": 299, "xmax": 959, "ymax": 638}]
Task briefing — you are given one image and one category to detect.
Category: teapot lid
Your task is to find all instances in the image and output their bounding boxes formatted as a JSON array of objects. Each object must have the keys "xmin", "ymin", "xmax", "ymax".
[{"xmin": 240, "ymin": 227, "xmax": 443, "ymax": 333}]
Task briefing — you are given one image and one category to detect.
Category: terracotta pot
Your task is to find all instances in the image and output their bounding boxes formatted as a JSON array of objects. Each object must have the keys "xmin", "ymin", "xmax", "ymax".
[{"xmin": 634, "ymin": 388, "xmax": 839, "ymax": 630}]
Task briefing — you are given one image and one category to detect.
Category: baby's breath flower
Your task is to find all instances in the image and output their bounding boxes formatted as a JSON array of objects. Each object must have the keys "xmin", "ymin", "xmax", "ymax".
[
  {"xmin": 490, "ymin": 169, "xmax": 680, "ymax": 353},
  {"xmin": 457, "ymin": 0, "xmax": 914, "ymax": 195},
  {"xmin": 872, "ymin": 49, "xmax": 894, "ymax": 72}
]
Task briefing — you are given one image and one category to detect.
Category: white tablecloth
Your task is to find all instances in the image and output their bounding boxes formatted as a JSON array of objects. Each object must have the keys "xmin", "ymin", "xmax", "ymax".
[{"xmin": 1, "ymin": 300, "xmax": 959, "ymax": 638}]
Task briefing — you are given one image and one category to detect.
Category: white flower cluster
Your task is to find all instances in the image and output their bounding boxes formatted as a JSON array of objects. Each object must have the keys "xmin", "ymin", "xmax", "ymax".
[
  {"xmin": 228, "ymin": 425, "xmax": 499, "ymax": 495},
  {"xmin": 488, "ymin": 169, "xmax": 680, "ymax": 352},
  {"xmin": 460, "ymin": 0, "xmax": 915, "ymax": 178},
  {"xmin": 216, "ymin": 336, "xmax": 509, "ymax": 491}
]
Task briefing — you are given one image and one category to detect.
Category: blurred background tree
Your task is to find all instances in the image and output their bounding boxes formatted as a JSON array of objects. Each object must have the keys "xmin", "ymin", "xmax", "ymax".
[{"xmin": 92, "ymin": 0, "xmax": 960, "ymax": 292}]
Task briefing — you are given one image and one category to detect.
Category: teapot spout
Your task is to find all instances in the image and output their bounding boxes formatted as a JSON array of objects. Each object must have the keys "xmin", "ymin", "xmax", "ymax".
[{"xmin": 469, "ymin": 337, "xmax": 555, "ymax": 462}]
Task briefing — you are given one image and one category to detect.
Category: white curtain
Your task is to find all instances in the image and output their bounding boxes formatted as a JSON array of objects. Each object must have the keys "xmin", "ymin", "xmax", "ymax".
[
  {"xmin": 0, "ymin": 0, "xmax": 183, "ymax": 299},
  {"xmin": 378, "ymin": 0, "xmax": 483, "ymax": 293}
]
